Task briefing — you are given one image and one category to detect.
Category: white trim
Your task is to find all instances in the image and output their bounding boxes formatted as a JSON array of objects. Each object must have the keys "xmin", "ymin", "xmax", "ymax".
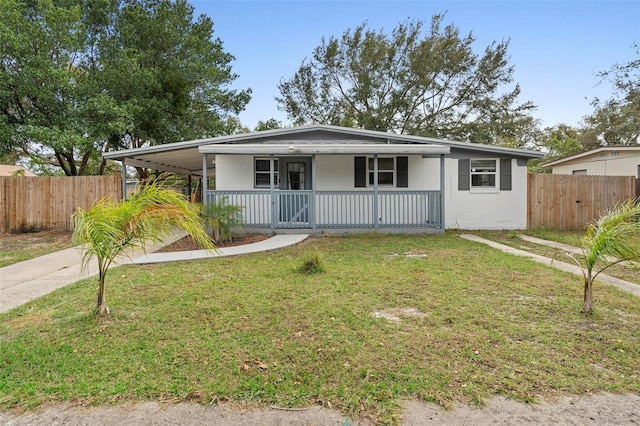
[
  {"xmin": 469, "ymin": 158, "xmax": 498, "ymax": 193},
  {"xmin": 199, "ymin": 143, "xmax": 450, "ymax": 156}
]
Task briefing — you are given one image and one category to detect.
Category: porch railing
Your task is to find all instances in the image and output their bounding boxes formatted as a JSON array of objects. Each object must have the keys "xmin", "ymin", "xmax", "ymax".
[{"xmin": 205, "ymin": 190, "xmax": 442, "ymax": 230}]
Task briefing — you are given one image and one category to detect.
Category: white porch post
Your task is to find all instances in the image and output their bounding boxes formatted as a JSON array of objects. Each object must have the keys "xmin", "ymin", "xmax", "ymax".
[
  {"xmin": 121, "ymin": 158, "xmax": 127, "ymax": 200},
  {"xmin": 270, "ymin": 155, "xmax": 275, "ymax": 231},
  {"xmin": 440, "ymin": 154, "xmax": 445, "ymax": 229},
  {"xmin": 373, "ymin": 154, "xmax": 379, "ymax": 229},
  {"xmin": 311, "ymin": 154, "xmax": 317, "ymax": 229},
  {"xmin": 202, "ymin": 154, "xmax": 208, "ymax": 204}
]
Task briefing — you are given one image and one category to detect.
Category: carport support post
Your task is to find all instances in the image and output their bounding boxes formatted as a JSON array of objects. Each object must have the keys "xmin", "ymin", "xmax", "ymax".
[
  {"xmin": 202, "ymin": 154, "xmax": 208, "ymax": 204},
  {"xmin": 440, "ymin": 154, "xmax": 445, "ymax": 229},
  {"xmin": 121, "ymin": 158, "xmax": 127, "ymax": 200}
]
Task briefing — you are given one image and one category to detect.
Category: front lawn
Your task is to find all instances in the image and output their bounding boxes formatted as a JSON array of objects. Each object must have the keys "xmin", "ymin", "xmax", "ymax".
[
  {"xmin": 473, "ymin": 230, "xmax": 640, "ymax": 284},
  {"xmin": 0, "ymin": 230, "xmax": 74, "ymax": 268},
  {"xmin": 1, "ymin": 234, "xmax": 638, "ymax": 424}
]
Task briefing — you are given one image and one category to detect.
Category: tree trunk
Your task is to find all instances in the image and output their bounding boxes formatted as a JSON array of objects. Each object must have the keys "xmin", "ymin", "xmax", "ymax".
[
  {"xmin": 582, "ymin": 275, "xmax": 593, "ymax": 314},
  {"xmin": 95, "ymin": 270, "xmax": 110, "ymax": 315}
]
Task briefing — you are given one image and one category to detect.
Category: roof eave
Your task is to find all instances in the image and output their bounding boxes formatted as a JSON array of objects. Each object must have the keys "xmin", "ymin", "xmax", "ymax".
[{"xmin": 198, "ymin": 143, "xmax": 451, "ymax": 155}]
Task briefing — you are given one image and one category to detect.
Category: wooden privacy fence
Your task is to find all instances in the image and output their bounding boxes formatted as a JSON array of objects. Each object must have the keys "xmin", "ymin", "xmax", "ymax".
[
  {"xmin": 528, "ymin": 173, "xmax": 639, "ymax": 230},
  {"xmin": 1, "ymin": 176, "xmax": 122, "ymax": 233}
]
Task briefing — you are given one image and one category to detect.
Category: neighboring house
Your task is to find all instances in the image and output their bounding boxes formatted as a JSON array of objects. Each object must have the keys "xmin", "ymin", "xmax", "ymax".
[
  {"xmin": 0, "ymin": 165, "xmax": 36, "ymax": 176},
  {"xmin": 104, "ymin": 125, "xmax": 543, "ymax": 231},
  {"xmin": 543, "ymin": 146, "xmax": 640, "ymax": 177}
]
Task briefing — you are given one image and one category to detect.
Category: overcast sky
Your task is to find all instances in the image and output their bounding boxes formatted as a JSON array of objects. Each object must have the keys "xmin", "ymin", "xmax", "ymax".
[{"xmin": 189, "ymin": 0, "xmax": 639, "ymax": 131}]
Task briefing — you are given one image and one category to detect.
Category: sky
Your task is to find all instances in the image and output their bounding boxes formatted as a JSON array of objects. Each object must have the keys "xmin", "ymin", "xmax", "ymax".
[{"xmin": 189, "ymin": 0, "xmax": 640, "ymax": 131}]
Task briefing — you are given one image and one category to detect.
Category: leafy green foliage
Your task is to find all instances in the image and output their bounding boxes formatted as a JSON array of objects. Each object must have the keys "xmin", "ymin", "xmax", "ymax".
[
  {"xmin": 585, "ymin": 45, "xmax": 640, "ymax": 146},
  {"xmin": 254, "ymin": 118, "xmax": 283, "ymax": 132},
  {"xmin": 529, "ymin": 124, "xmax": 584, "ymax": 172},
  {"xmin": 72, "ymin": 180, "xmax": 214, "ymax": 314},
  {"xmin": 277, "ymin": 15, "xmax": 536, "ymax": 145},
  {"xmin": 0, "ymin": 0, "xmax": 251, "ymax": 176},
  {"xmin": 577, "ymin": 198, "xmax": 640, "ymax": 313},
  {"xmin": 201, "ymin": 197, "xmax": 244, "ymax": 245}
]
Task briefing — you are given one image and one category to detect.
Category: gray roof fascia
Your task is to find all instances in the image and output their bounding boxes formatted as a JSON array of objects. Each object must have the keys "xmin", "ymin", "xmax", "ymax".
[
  {"xmin": 198, "ymin": 143, "xmax": 450, "ymax": 155},
  {"xmin": 102, "ymin": 138, "xmax": 218, "ymax": 160},
  {"xmin": 103, "ymin": 124, "xmax": 544, "ymax": 160}
]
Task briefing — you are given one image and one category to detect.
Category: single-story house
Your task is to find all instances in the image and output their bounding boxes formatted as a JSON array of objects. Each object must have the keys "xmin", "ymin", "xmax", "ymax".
[
  {"xmin": 543, "ymin": 146, "xmax": 640, "ymax": 177},
  {"xmin": 103, "ymin": 125, "xmax": 543, "ymax": 231}
]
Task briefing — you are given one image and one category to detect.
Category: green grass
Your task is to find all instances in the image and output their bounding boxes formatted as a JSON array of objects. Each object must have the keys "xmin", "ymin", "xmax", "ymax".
[
  {"xmin": 523, "ymin": 228, "xmax": 584, "ymax": 247},
  {"xmin": 0, "ymin": 231, "xmax": 74, "ymax": 268},
  {"xmin": 473, "ymin": 230, "xmax": 640, "ymax": 284},
  {"xmin": 1, "ymin": 234, "xmax": 639, "ymax": 424}
]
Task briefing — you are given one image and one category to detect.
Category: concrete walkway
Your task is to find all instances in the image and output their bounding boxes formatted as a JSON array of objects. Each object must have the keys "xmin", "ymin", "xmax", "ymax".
[
  {"xmin": 0, "ymin": 233, "xmax": 309, "ymax": 314},
  {"xmin": 460, "ymin": 234, "xmax": 640, "ymax": 297},
  {"xmin": 133, "ymin": 234, "xmax": 309, "ymax": 264}
]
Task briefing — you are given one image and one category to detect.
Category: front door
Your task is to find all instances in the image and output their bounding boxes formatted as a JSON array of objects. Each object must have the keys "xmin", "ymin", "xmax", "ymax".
[{"xmin": 278, "ymin": 158, "xmax": 312, "ymax": 226}]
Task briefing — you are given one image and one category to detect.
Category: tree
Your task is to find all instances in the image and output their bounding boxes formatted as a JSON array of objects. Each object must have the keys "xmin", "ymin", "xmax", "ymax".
[
  {"xmin": 571, "ymin": 199, "xmax": 640, "ymax": 314},
  {"xmin": 585, "ymin": 45, "xmax": 640, "ymax": 146},
  {"xmin": 277, "ymin": 15, "xmax": 536, "ymax": 144},
  {"xmin": 0, "ymin": 0, "xmax": 251, "ymax": 176},
  {"xmin": 0, "ymin": 0, "xmax": 96, "ymax": 175},
  {"xmin": 72, "ymin": 180, "xmax": 214, "ymax": 315},
  {"xmin": 254, "ymin": 118, "xmax": 283, "ymax": 132}
]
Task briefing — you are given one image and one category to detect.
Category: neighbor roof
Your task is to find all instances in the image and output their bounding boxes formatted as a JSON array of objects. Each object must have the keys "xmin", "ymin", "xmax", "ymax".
[
  {"xmin": 0, "ymin": 165, "xmax": 36, "ymax": 176},
  {"xmin": 542, "ymin": 145, "xmax": 640, "ymax": 168},
  {"xmin": 103, "ymin": 124, "xmax": 543, "ymax": 176}
]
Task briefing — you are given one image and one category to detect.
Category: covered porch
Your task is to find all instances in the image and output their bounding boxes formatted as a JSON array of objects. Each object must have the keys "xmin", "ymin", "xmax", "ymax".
[{"xmin": 199, "ymin": 143, "xmax": 449, "ymax": 232}]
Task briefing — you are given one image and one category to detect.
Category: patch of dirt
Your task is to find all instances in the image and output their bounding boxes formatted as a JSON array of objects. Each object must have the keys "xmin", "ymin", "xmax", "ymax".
[
  {"xmin": 372, "ymin": 307, "xmax": 427, "ymax": 323},
  {"xmin": 1, "ymin": 394, "xmax": 639, "ymax": 425},
  {"xmin": 156, "ymin": 234, "xmax": 270, "ymax": 253},
  {"xmin": 0, "ymin": 230, "xmax": 72, "ymax": 251}
]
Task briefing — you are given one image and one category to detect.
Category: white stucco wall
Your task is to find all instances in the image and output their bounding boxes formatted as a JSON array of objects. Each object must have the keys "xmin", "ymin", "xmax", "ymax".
[
  {"xmin": 215, "ymin": 154, "xmax": 529, "ymax": 230},
  {"xmin": 552, "ymin": 151, "xmax": 640, "ymax": 177},
  {"xmin": 215, "ymin": 155, "xmax": 255, "ymax": 189},
  {"xmin": 444, "ymin": 158, "xmax": 528, "ymax": 230}
]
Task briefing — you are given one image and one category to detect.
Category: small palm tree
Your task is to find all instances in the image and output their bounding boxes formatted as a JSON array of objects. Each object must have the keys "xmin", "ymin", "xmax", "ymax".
[
  {"xmin": 201, "ymin": 196, "xmax": 244, "ymax": 245},
  {"xmin": 575, "ymin": 198, "xmax": 640, "ymax": 314},
  {"xmin": 72, "ymin": 181, "xmax": 214, "ymax": 315}
]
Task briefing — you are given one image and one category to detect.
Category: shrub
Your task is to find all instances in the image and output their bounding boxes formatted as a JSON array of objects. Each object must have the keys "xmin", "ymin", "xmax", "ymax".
[
  {"xmin": 201, "ymin": 197, "xmax": 244, "ymax": 244},
  {"xmin": 298, "ymin": 252, "xmax": 325, "ymax": 274}
]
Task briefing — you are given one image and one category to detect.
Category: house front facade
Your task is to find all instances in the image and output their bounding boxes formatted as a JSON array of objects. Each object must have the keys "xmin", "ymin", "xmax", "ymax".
[
  {"xmin": 544, "ymin": 146, "xmax": 640, "ymax": 177},
  {"xmin": 104, "ymin": 125, "xmax": 543, "ymax": 231}
]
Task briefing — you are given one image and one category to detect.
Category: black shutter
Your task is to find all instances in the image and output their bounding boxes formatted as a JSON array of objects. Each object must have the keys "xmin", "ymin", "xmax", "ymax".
[
  {"xmin": 500, "ymin": 158, "xmax": 512, "ymax": 191},
  {"xmin": 354, "ymin": 156, "xmax": 366, "ymax": 188},
  {"xmin": 396, "ymin": 156, "xmax": 408, "ymax": 187},
  {"xmin": 458, "ymin": 159, "xmax": 470, "ymax": 190}
]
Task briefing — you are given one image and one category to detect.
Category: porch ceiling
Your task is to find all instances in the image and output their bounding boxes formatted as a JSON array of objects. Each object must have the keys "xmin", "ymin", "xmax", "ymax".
[{"xmin": 198, "ymin": 143, "xmax": 450, "ymax": 156}]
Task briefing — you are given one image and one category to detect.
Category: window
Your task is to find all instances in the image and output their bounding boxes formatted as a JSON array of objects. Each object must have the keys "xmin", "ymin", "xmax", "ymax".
[
  {"xmin": 458, "ymin": 158, "xmax": 512, "ymax": 191},
  {"xmin": 470, "ymin": 159, "xmax": 496, "ymax": 188},
  {"xmin": 254, "ymin": 158, "xmax": 278, "ymax": 187},
  {"xmin": 368, "ymin": 157, "xmax": 394, "ymax": 185},
  {"xmin": 355, "ymin": 156, "xmax": 408, "ymax": 188},
  {"xmin": 572, "ymin": 169, "xmax": 587, "ymax": 175}
]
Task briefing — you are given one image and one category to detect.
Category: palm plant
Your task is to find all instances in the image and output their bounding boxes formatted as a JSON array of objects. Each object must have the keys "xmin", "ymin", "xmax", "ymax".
[
  {"xmin": 201, "ymin": 196, "xmax": 244, "ymax": 244},
  {"xmin": 573, "ymin": 198, "xmax": 640, "ymax": 314},
  {"xmin": 72, "ymin": 181, "xmax": 214, "ymax": 315}
]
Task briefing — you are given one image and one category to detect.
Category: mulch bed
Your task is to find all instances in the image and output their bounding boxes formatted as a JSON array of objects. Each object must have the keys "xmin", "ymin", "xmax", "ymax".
[{"xmin": 156, "ymin": 234, "xmax": 270, "ymax": 253}]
